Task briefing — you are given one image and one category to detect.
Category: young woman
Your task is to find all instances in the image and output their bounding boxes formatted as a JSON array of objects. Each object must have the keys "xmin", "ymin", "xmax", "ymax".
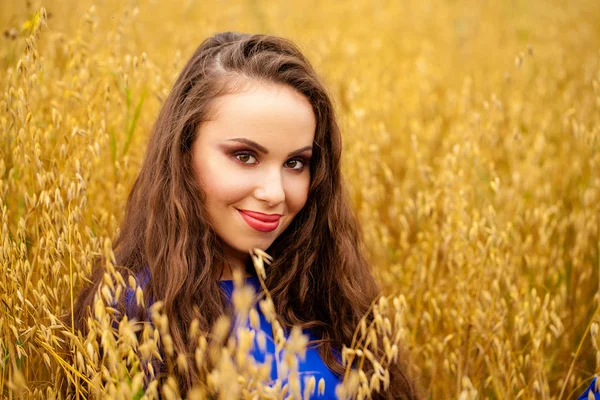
[{"xmin": 72, "ymin": 32, "xmax": 421, "ymax": 399}]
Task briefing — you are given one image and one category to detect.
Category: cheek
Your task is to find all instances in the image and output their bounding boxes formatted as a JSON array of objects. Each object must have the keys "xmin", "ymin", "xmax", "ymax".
[
  {"xmin": 285, "ymin": 176, "xmax": 310, "ymax": 214},
  {"xmin": 195, "ymin": 159, "xmax": 250, "ymax": 206}
]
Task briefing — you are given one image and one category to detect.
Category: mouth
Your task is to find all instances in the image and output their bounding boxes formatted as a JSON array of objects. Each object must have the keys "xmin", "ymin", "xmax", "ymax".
[{"xmin": 237, "ymin": 209, "xmax": 281, "ymax": 232}]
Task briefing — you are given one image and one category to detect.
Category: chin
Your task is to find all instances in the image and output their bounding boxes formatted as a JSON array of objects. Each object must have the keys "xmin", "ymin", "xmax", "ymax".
[
  {"xmin": 248, "ymin": 239, "xmax": 276, "ymax": 253},
  {"xmin": 247, "ymin": 242, "xmax": 273, "ymax": 252},
  {"xmin": 228, "ymin": 239, "xmax": 267, "ymax": 253}
]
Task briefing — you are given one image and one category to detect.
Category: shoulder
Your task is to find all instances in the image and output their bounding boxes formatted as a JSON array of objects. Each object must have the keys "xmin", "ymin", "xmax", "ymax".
[
  {"xmin": 579, "ymin": 377, "xmax": 600, "ymax": 400},
  {"xmin": 124, "ymin": 265, "xmax": 153, "ymax": 319}
]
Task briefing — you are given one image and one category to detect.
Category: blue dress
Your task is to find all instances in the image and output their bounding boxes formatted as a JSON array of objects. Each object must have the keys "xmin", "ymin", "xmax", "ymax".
[
  {"xmin": 578, "ymin": 377, "xmax": 600, "ymax": 400},
  {"xmin": 124, "ymin": 271, "xmax": 342, "ymax": 398},
  {"xmin": 219, "ymin": 276, "xmax": 342, "ymax": 398}
]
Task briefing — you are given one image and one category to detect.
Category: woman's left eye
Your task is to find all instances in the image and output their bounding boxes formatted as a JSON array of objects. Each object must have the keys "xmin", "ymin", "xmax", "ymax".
[{"xmin": 285, "ymin": 159, "xmax": 305, "ymax": 170}]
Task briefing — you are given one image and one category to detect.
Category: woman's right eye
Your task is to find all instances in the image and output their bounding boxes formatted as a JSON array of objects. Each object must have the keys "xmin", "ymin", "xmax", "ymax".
[{"xmin": 234, "ymin": 153, "xmax": 258, "ymax": 164}]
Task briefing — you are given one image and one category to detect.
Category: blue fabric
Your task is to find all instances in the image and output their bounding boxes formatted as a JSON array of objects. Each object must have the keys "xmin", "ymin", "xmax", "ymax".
[
  {"xmin": 219, "ymin": 276, "xmax": 341, "ymax": 398},
  {"xmin": 122, "ymin": 269, "xmax": 342, "ymax": 398},
  {"xmin": 124, "ymin": 266, "xmax": 152, "ymax": 315},
  {"xmin": 579, "ymin": 377, "xmax": 600, "ymax": 400}
]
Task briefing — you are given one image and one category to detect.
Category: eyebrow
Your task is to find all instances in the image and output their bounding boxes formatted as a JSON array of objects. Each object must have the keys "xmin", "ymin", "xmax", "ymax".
[{"xmin": 226, "ymin": 138, "xmax": 313, "ymax": 157}]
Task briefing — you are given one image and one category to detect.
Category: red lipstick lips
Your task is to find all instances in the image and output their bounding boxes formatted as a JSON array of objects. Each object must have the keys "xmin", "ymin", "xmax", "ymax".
[{"xmin": 238, "ymin": 209, "xmax": 282, "ymax": 232}]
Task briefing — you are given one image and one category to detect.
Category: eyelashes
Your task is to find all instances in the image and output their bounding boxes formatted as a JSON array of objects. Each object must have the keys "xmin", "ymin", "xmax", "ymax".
[
  {"xmin": 231, "ymin": 149, "xmax": 311, "ymax": 171},
  {"xmin": 234, "ymin": 152, "xmax": 257, "ymax": 164}
]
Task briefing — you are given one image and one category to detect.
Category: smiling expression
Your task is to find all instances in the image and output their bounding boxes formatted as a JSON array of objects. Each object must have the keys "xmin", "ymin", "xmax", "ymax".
[{"xmin": 191, "ymin": 81, "xmax": 316, "ymax": 264}]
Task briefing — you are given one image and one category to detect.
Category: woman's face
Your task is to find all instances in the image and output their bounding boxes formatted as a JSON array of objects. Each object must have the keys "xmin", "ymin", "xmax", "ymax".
[{"xmin": 191, "ymin": 81, "xmax": 316, "ymax": 264}]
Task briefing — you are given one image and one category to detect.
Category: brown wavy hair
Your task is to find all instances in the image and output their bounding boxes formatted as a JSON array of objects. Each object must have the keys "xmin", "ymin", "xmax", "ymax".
[{"xmin": 72, "ymin": 32, "xmax": 421, "ymax": 399}]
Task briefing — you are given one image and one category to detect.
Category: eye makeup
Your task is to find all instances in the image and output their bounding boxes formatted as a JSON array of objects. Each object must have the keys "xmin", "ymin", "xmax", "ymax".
[
  {"xmin": 227, "ymin": 146, "xmax": 311, "ymax": 172},
  {"xmin": 223, "ymin": 138, "xmax": 312, "ymax": 155}
]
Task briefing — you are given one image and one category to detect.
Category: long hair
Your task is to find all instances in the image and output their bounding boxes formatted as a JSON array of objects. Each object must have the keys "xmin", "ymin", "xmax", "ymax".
[{"xmin": 72, "ymin": 32, "xmax": 420, "ymax": 398}]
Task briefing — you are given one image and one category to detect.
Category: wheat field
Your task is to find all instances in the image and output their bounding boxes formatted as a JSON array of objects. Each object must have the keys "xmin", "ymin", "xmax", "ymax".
[{"xmin": 1, "ymin": 0, "xmax": 599, "ymax": 398}]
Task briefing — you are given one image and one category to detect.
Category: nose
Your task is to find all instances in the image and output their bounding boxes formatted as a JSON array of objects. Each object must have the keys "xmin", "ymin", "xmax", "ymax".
[{"xmin": 254, "ymin": 168, "xmax": 285, "ymax": 207}]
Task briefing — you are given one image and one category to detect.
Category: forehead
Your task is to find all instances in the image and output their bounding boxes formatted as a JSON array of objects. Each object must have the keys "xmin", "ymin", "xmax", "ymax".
[{"xmin": 198, "ymin": 81, "xmax": 316, "ymax": 147}]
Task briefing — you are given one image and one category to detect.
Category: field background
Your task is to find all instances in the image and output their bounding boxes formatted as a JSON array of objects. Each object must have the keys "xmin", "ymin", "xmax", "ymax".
[{"xmin": 1, "ymin": 0, "xmax": 599, "ymax": 398}]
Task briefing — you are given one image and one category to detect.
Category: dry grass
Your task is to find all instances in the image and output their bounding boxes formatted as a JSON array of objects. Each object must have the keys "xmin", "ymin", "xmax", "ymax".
[{"xmin": 0, "ymin": 0, "xmax": 599, "ymax": 398}]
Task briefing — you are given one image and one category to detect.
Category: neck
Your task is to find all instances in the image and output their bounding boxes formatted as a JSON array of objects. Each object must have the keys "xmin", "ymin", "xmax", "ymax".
[{"xmin": 218, "ymin": 250, "xmax": 252, "ymax": 281}]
